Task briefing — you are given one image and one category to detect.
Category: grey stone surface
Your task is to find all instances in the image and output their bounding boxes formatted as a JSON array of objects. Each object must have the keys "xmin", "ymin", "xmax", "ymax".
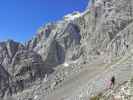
[{"xmin": 0, "ymin": 0, "xmax": 133, "ymax": 99}]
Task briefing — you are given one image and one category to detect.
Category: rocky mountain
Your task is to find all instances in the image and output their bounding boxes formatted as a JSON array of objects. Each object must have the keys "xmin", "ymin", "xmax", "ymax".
[
  {"xmin": 27, "ymin": 21, "xmax": 82, "ymax": 66},
  {"xmin": 0, "ymin": 40, "xmax": 24, "ymax": 71},
  {"xmin": 0, "ymin": 0, "xmax": 133, "ymax": 100}
]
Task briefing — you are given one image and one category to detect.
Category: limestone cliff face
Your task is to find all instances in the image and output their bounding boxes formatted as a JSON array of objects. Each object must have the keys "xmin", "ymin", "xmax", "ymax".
[
  {"xmin": 26, "ymin": 0, "xmax": 133, "ymax": 66},
  {"xmin": 0, "ymin": 0, "xmax": 133, "ymax": 99},
  {"xmin": 27, "ymin": 21, "xmax": 82, "ymax": 67},
  {"xmin": 76, "ymin": 0, "xmax": 133, "ymax": 63}
]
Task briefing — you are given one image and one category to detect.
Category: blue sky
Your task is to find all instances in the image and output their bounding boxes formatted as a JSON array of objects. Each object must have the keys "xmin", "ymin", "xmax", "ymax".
[{"xmin": 0, "ymin": 0, "xmax": 89, "ymax": 43}]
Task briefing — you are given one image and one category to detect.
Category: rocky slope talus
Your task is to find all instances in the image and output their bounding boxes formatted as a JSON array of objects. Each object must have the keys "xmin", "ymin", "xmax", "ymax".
[{"xmin": 0, "ymin": 0, "xmax": 133, "ymax": 99}]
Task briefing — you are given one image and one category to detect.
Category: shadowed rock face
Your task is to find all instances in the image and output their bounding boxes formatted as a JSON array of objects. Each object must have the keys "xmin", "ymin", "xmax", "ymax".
[
  {"xmin": 0, "ymin": 40, "xmax": 48, "ymax": 97},
  {"xmin": 11, "ymin": 50, "xmax": 46, "ymax": 80},
  {"xmin": 27, "ymin": 21, "xmax": 82, "ymax": 66}
]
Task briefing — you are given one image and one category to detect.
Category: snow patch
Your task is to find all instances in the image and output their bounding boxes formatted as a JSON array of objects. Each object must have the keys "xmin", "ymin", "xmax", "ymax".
[
  {"xmin": 34, "ymin": 95, "xmax": 38, "ymax": 99},
  {"xmin": 63, "ymin": 60, "xmax": 78, "ymax": 67},
  {"xmin": 64, "ymin": 12, "xmax": 81, "ymax": 21},
  {"xmin": 63, "ymin": 62, "xmax": 69, "ymax": 67}
]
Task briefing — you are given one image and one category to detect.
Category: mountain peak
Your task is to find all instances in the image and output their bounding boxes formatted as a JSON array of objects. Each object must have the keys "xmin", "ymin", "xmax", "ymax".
[{"xmin": 0, "ymin": 0, "xmax": 133, "ymax": 99}]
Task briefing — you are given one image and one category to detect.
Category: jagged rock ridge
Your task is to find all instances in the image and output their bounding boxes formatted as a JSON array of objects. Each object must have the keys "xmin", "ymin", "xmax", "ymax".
[{"xmin": 0, "ymin": 0, "xmax": 133, "ymax": 99}]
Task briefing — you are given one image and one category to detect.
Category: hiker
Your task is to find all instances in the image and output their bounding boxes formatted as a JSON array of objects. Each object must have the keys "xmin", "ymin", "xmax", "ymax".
[{"xmin": 109, "ymin": 76, "xmax": 115, "ymax": 89}]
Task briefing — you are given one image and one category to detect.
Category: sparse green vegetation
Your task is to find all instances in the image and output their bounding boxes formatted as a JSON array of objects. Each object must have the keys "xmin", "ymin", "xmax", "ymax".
[
  {"xmin": 90, "ymin": 93, "xmax": 103, "ymax": 100},
  {"xmin": 90, "ymin": 96, "xmax": 100, "ymax": 100}
]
